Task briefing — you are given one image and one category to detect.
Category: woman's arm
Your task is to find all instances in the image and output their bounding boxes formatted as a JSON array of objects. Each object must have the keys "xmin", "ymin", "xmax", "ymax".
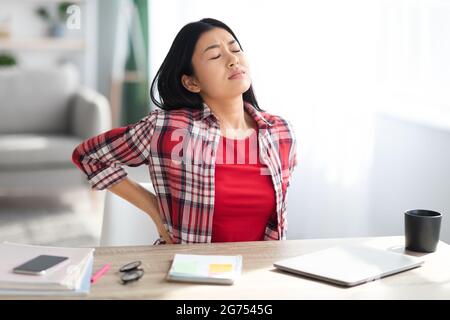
[
  {"xmin": 72, "ymin": 112, "xmax": 173, "ymax": 243},
  {"xmin": 72, "ymin": 113, "xmax": 157, "ymax": 190},
  {"xmin": 108, "ymin": 177, "xmax": 173, "ymax": 244}
]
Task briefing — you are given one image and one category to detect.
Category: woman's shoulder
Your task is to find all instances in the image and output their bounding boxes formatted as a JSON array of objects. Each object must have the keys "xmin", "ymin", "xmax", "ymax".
[
  {"xmin": 142, "ymin": 108, "xmax": 195, "ymax": 126},
  {"xmin": 149, "ymin": 107, "xmax": 198, "ymax": 120},
  {"xmin": 144, "ymin": 107, "xmax": 202, "ymax": 128},
  {"xmin": 259, "ymin": 111, "xmax": 295, "ymax": 132},
  {"xmin": 257, "ymin": 111, "xmax": 296, "ymax": 146}
]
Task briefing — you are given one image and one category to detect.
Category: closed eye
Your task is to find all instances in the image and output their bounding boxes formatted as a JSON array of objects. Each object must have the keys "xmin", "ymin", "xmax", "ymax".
[{"xmin": 210, "ymin": 50, "xmax": 241, "ymax": 60}]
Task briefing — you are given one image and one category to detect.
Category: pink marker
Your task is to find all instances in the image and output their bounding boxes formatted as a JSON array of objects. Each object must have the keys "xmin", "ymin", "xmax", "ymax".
[{"xmin": 91, "ymin": 263, "xmax": 111, "ymax": 284}]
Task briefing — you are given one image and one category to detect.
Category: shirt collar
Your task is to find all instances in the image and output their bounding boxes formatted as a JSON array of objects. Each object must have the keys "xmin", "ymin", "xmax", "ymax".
[{"xmin": 201, "ymin": 101, "xmax": 273, "ymax": 129}]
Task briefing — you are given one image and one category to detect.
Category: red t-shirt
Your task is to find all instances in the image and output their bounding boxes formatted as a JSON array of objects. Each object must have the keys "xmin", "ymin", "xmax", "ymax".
[{"xmin": 212, "ymin": 130, "xmax": 277, "ymax": 242}]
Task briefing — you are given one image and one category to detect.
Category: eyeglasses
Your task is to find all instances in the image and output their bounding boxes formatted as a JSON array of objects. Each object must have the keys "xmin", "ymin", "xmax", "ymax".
[{"xmin": 119, "ymin": 261, "xmax": 144, "ymax": 284}]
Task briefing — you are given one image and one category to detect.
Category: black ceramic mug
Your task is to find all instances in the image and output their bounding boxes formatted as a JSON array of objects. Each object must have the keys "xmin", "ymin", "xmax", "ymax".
[{"xmin": 405, "ymin": 209, "xmax": 442, "ymax": 253}]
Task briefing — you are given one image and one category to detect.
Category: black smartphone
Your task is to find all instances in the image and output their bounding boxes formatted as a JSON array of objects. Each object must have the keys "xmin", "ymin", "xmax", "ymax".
[{"xmin": 13, "ymin": 255, "xmax": 69, "ymax": 275}]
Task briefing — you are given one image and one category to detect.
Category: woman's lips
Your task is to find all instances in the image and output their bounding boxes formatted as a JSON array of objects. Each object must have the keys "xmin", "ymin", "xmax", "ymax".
[{"xmin": 228, "ymin": 71, "xmax": 245, "ymax": 80}]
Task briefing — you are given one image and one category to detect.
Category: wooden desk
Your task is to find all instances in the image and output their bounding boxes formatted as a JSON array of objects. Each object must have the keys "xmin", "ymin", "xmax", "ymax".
[{"xmin": 6, "ymin": 236, "xmax": 450, "ymax": 299}]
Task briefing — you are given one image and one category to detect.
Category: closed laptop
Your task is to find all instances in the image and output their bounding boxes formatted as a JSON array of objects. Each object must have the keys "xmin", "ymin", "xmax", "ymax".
[{"xmin": 273, "ymin": 244, "xmax": 424, "ymax": 287}]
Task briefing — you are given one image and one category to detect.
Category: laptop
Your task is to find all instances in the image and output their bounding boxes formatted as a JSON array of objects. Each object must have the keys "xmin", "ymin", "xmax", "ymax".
[{"xmin": 273, "ymin": 244, "xmax": 424, "ymax": 287}]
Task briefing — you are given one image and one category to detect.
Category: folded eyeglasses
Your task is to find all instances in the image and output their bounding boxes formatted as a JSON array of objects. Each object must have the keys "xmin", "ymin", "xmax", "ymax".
[{"xmin": 119, "ymin": 261, "xmax": 144, "ymax": 284}]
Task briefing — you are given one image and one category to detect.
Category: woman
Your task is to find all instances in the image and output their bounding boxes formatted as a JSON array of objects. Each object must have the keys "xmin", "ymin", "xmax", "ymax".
[{"xmin": 72, "ymin": 18, "xmax": 297, "ymax": 244}]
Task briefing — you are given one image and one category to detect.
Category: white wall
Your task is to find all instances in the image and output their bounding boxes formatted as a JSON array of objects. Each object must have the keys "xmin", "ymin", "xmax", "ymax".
[
  {"xmin": 287, "ymin": 114, "xmax": 450, "ymax": 242},
  {"xmin": 369, "ymin": 114, "xmax": 450, "ymax": 242}
]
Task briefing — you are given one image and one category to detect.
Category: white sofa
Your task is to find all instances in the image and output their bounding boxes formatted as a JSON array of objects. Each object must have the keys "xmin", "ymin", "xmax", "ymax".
[{"xmin": 0, "ymin": 64, "xmax": 111, "ymax": 193}]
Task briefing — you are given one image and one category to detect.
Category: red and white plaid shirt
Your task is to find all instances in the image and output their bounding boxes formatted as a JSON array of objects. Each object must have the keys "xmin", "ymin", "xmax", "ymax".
[{"xmin": 72, "ymin": 101, "xmax": 297, "ymax": 244}]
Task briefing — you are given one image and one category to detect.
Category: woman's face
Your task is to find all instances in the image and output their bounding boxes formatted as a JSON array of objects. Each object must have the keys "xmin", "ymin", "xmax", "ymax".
[{"xmin": 182, "ymin": 28, "xmax": 252, "ymax": 101}]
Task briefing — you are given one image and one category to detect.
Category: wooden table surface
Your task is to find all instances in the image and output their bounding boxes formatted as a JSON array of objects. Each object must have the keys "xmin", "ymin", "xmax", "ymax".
[{"xmin": 3, "ymin": 236, "xmax": 450, "ymax": 299}]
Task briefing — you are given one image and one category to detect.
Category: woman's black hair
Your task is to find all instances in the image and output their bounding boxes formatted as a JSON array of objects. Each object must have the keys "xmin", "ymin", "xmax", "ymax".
[{"xmin": 150, "ymin": 18, "xmax": 261, "ymax": 111}]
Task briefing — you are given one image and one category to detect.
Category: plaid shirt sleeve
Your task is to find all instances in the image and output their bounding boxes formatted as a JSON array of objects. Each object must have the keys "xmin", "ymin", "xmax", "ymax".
[{"xmin": 72, "ymin": 112, "xmax": 157, "ymax": 190}]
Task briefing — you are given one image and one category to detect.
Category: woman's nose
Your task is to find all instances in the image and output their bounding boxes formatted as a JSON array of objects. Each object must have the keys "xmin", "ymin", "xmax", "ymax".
[
  {"xmin": 228, "ymin": 59, "xmax": 238, "ymax": 67},
  {"xmin": 227, "ymin": 52, "xmax": 239, "ymax": 67}
]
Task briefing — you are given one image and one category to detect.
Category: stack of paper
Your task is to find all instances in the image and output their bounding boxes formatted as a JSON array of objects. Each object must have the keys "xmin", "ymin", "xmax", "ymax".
[
  {"xmin": 167, "ymin": 254, "xmax": 242, "ymax": 285},
  {"xmin": 0, "ymin": 242, "xmax": 94, "ymax": 296}
]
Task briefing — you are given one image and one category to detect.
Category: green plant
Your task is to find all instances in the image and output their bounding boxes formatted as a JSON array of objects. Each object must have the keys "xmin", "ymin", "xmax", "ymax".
[
  {"xmin": 58, "ymin": 2, "xmax": 73, "ymax": 23},
  {"xmin": 0, "ymin": 53, "xmax": 17, "ymax": 67}
]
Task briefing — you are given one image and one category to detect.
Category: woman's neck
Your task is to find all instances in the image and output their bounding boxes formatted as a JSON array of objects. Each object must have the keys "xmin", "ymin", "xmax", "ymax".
[{"xmin": 203, "ymin": 97, "xmax": 256, "ymax": 138}]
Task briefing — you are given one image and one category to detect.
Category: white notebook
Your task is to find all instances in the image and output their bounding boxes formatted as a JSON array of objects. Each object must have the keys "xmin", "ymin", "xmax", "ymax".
[
  {"xmin": 0, "ymin": 242, "xmax": 94, "ymax": 291},
  {"xmin": 274, "ymin": 244, "xmax": 424, "ymax": 287},
  {"xmin": 167, "ymin": 254, "xmax": 243, "ymax": 285},
  {"xmin": 0, "ymin": 254, "xmax": 93, "ymax": 296}
]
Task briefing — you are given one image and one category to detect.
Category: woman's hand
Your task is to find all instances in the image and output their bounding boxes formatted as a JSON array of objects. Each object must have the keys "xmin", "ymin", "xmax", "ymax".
[{"xmin": 156, "ymin": 225, "xmax": 173, "ymax": 244}]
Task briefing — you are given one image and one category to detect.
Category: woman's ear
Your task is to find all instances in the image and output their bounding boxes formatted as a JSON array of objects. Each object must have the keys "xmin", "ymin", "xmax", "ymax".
[{"xmin": 181, "ymin": 74, "xmax": 201, "ymax": 93}]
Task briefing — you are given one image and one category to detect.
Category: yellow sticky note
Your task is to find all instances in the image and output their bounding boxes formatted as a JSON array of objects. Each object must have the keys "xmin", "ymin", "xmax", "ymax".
[{"xmin": 209, "ymin": 263, "xmax": 233, "ymax": 274}]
